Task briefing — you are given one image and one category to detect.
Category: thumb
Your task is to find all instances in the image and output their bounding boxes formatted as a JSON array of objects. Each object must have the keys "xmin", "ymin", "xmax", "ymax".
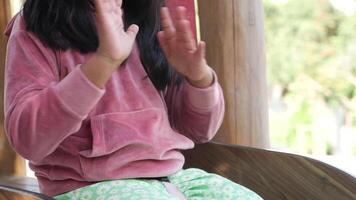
[
  {"xmin": 194, "ymin": 41, "xmax": 206, "ymax": 59},
  {"xmin": 126, "ymin": 24, "xmax": 140, "ymax": 40}
]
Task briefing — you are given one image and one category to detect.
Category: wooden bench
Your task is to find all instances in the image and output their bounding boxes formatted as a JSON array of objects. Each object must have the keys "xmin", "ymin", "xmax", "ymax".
[{"xmin": 1, "ymin": 142, "xmax": 356, "ymax": 200}]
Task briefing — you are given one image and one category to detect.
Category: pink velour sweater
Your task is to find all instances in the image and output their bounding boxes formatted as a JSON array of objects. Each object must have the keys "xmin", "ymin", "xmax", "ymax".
[{"xmin": 3, "ymin": 13, "xmax": 225, "ymax": 196}]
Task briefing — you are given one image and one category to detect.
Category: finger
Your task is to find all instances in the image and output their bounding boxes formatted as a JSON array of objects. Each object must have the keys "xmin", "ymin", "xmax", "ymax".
[
  {"xmin": 171, "ymin": 6, "xmax": 188, "ymax": 28},
  {"xmin": 176, "ymin": 20, "xmax": 196, "ymax": 51},
  {"xmin": 116, "ymin": 0, "xmax": 122, "ymax": 7},
  {"xmin": 95, "ymin": 0, "xmax": 118, "ymax": 14},
  {"xmin": 157, "ymin": 31, "xmax": 171, "ymax": 57},
  {"xmin": 126, "ymin": 24, "xmax": 140, "ymax": 39},
  {"xmin": 194, "ymin": 41, "xmax": 206, "ymax": 59},
  {"xmin": 172, "ymin": 6, "xmax": 196, "ymax": 50},
  {"xmin": 176, "ymin": 6, "xmax": 188, "ymax": 20},
  {"xmin": 160, "ymin": 7, "xmax": 176, "ymax": 41}
]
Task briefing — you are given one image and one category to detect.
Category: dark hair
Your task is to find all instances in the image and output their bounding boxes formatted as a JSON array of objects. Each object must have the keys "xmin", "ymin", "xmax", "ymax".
[{"xmin": 23, "ymin": 0, "xmax": 181, "ymax": 91}]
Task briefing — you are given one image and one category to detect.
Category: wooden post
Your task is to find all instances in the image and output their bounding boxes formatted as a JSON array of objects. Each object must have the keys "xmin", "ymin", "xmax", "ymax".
[
  {"xmin": 197, "ymin": 0, "xmax": 269, "ymax": 148},
  {"xmin": 0, "ymin": 0, "xmax": 26, "ymax": 176}
]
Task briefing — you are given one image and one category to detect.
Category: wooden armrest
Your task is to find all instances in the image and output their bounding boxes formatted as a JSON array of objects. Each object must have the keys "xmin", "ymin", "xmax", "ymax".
[
  {"xmin": 0, "ymin": 176, "xmax": 53, "ymax": 200},
  {"xmin": 182, "ymin": 142, "xmax": 356, "ymax": 200}
]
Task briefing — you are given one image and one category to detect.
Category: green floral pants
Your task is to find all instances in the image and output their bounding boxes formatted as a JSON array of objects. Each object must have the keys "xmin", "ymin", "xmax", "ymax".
[{"xmin": 55, "ymin": 168, "xmax": 263, "ymax": 200}]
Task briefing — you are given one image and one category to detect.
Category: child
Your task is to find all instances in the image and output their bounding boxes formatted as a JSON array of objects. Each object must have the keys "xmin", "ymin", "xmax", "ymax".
[{"xmin": 4, "ymin": 0, "xmax": 262, "ymax": 199}]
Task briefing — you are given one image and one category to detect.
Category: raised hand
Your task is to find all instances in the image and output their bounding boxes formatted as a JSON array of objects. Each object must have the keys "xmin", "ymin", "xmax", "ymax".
[
  {"xmin": 80, "ymin": 0, "xmax": 139, "ymax": 88},
  {"xmin": 157, "ymin": 7, "xmax": 213, "ymax": 88},
  {"xmin": 94, "ymin": 0, "xmax": 139, "ymax": 67}
]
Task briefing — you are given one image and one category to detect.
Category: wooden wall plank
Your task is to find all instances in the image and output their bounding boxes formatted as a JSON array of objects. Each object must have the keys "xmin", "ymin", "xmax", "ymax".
[
  {"xmin": 0, "ymin": 0, "xmax": 25, "ymax": 176},
  {"xmin": 198, "ymin": 0, "xmax": 269, "ymax": 148}
]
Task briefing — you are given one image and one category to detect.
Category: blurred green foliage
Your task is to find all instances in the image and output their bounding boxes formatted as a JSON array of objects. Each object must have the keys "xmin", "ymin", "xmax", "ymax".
[{"xmin": 265, "ymin": 0, "xmax": 356, "ymax": 155}]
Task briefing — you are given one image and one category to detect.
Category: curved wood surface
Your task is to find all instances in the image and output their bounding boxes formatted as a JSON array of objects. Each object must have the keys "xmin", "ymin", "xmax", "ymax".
[
  {"xmin": 183, "ymin": 142, "xmax": 356, "ymax": 200},
  {"xmin": 0, "ymin": 188, "xmax": 42, "ymax": 200}
]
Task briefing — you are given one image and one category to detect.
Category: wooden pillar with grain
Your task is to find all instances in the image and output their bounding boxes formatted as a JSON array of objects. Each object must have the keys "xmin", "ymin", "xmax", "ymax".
[
  {"xmin": 197, "ymin": 0, "xmax": 269, "ymax": 148},
  {"xmin": 0, "ymin": 0, "xmax": 26, "ymax": 176}
]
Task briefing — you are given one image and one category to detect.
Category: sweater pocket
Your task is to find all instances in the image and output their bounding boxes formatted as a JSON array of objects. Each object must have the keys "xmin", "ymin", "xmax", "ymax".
[
  {"xmin": 77, "ymin": 107, "xmax": 195, "ymax": 180},
  {"xmin": 78, "ymin": 107, "xmax": 190, "ymax": 159},
  {"xmin": 77, "ymin": 107, "xmax": 194, "ymax": 180}
]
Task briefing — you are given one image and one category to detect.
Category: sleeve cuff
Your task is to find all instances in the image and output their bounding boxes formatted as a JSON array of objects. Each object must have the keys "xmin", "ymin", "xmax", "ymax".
[
  {"xmin": 54, "ymin": 65, "xmax": 105, "ymax": 118},
  {"xmin": 183, "ymin": 68, "xmax": 221, "ymax": 109}
]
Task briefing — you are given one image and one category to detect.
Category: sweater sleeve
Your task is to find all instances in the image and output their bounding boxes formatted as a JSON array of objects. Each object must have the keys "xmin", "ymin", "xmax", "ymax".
[
  {"xmin": 164, "ymin": 68, "xmax": 225, "ymax": 143},
  {"xmin": 4, "ymin": 31, "xmax": 105, "ymax": 162}
]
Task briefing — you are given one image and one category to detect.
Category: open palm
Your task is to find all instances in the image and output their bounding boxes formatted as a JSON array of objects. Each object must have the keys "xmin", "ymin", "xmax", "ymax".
[
  {"xmin": 94, "ymin": 0, "xmax": 139, "ymax": 66},
  {"xmin": 157, "ymin": 7, "xmax": 210, "ymax": 82}
]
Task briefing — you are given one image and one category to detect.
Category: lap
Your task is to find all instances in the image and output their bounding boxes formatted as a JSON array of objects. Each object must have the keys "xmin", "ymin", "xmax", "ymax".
[
  {"xmin": 54, "ymin": 168, "xmax": 263, "ymax": 200},
  {"xmin": 55, "ymin": 179, "xmax": 178, "ymax": 200}
]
